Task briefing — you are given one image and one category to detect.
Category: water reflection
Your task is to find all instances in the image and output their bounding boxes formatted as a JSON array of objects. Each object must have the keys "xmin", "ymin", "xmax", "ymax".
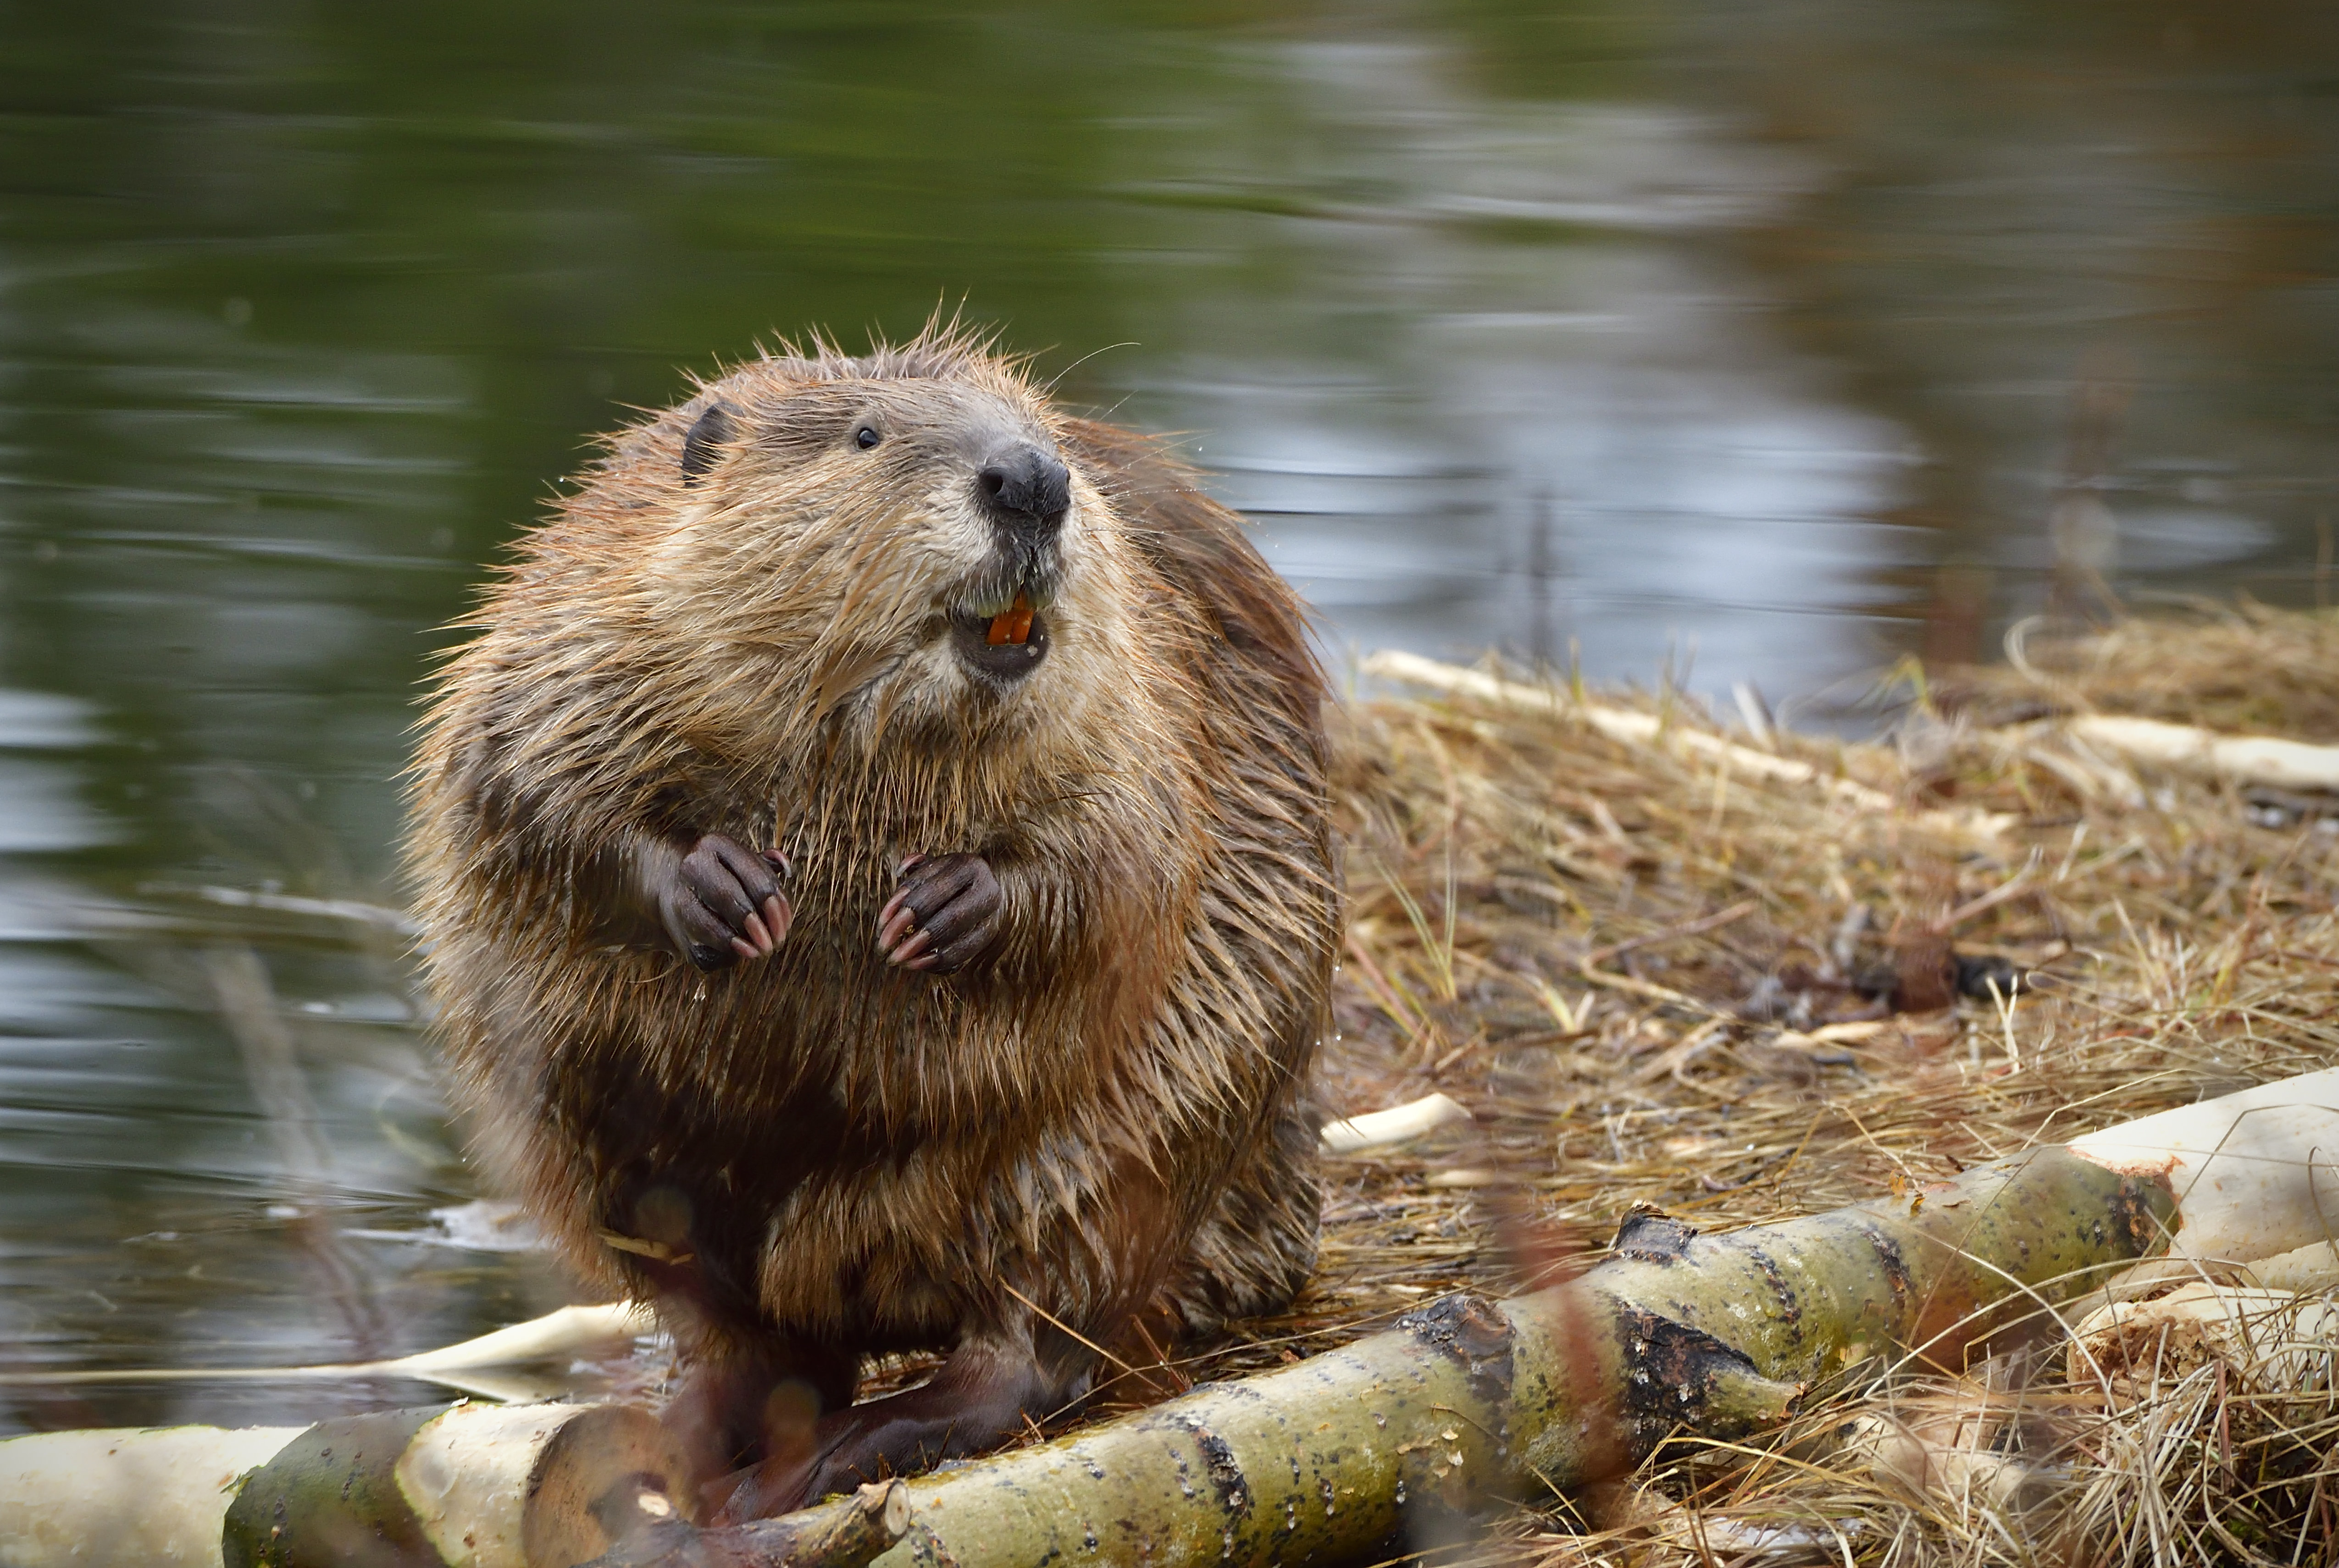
[
  {"xmin": 1, "ymin": 0, "xmax": 2334, "ymax": 1432},
  {"xmin": 1108, "ymin": 39, "xmax": 1887, "ymax": 688}
]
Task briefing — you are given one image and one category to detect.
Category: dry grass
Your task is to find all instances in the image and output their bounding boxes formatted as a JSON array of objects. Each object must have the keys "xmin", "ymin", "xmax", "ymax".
[
  {"xmin": 1930, "ymin": 599, "xmax": 2339, "ymax": 741},
  {"xmin": 1211, "ymin": 604, "xmax": 2339, "ymax": 1565}
]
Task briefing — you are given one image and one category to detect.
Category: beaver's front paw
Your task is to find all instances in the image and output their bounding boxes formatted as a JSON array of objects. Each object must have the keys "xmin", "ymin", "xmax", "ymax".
[
  {"xmin": 877, "ymin": 853, "xmax": 1003, "ymax": 974},
  {"xmin": 658, "ymin": 835, "xmax": 791, "ymax": 971}
]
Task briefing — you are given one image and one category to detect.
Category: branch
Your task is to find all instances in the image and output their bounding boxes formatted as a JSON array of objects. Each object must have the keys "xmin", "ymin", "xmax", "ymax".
[
  {"xmin": 1318, "ymin": 1092, "xmax": 1470, "ymax": 1153},
  {"xmin": 1361, "ymin": 650, "xmax": 2011, "ymax": 841},
  {"xmin": 2065, "ymin": 714, "xmax": 2339, "ymax": 794},
  {"xmin": 0, "ymin": 1302, "xmax": 654, "ymax": 1397}
]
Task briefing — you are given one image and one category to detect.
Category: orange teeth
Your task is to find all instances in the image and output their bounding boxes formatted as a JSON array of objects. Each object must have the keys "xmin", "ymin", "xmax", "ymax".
[{"xmin": 986, "ymin": 591, "xmax": 1035, "ymax": 646}]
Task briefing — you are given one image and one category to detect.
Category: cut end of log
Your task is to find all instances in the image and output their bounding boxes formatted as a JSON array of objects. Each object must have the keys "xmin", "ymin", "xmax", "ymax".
[
  {"xmin": 867, "ymin": 1479, "xmax": 910, "ymax": 1540},
  {"xmin": 2070, "ymin": 1282, "xmax": 2339, "ymax": 1400},
  {"xmin": 219, "ymin": 1401, "xmax": 695, "ymax": 1568},
  {"xmin": 517, "ymin": 1403, "xmax": 702, "ymax": 1567}
]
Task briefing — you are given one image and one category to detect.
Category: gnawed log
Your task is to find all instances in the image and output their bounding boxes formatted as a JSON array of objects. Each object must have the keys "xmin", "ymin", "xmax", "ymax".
[
  {"xmin": 2072, "ymin": 1283, "xmax": 2339, "ymax": 1395},
  {"xmin": 0, "ymin": 1401, "xmax": 693, "ymax": 1568},
  {"xmin": 223, "ymin": 1401, "xmax": 693, "ymax": 1568}
]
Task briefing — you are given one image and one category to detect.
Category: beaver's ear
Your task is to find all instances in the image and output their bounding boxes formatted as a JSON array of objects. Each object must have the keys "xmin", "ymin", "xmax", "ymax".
[{"xmin": 680, "ymin": 399, "xmax": 745, "ymax": 488}]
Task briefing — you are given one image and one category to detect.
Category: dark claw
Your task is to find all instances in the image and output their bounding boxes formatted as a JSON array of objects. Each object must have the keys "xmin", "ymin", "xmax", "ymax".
[
  {"xmin": 879, "ymin": 852, "xmax": 1003, "ymax": 975},
  {"xmin": 659, "ymin": 833, "xmax": 792, "ymax": 971}
]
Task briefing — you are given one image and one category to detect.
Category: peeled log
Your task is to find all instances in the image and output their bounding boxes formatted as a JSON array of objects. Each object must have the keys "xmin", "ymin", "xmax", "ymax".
[
  {"xmin": 0, "ymin": 1301, "xmax": 654, "ymax": 1400},
  {"xmin": 0, "ymin": 1424, "xmax": 305, "ymax": 1568},
  {"xmin": 1318, "ymin": 1092, "xmax": 1470, "ymax": 1153},
  {"xmin": 2066, "ymin": 1064, "xmax": 2339, "ymax": 1265},
  {"xmin": 2073, "ymin": 1283, "xmax": 2339, "ymax": 1391},
  {"xmin": 0, "ymin": 1402, "xmax": 693, "ymax": 1568},
  {"xmin": 2066, "ymin": 714, "xmax": 2339, "ymax": 794}
]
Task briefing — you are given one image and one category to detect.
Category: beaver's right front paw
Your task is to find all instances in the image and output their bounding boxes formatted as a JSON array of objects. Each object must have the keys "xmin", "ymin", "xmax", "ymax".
[{"xmin": 657, "ymin": 835, "xmax": 791, "ymax": 971}]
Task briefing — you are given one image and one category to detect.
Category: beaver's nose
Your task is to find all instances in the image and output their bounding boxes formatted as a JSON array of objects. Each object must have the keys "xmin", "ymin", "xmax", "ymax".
[{"xmin": 976, "ymin": 445, "xmax": 1070, "ymax": 541}]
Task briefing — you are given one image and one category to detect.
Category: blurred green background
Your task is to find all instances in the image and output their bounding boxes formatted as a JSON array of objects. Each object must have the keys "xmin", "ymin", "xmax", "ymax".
[{"xmin": 2, "ymin": 0, "xmax": 2335, "ymax": 1432}]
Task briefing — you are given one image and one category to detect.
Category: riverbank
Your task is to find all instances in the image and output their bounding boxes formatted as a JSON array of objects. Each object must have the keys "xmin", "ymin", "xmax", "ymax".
[{"xmin": 1271, "ymin": 602, "xmax": 2339, "ymax": 1563}]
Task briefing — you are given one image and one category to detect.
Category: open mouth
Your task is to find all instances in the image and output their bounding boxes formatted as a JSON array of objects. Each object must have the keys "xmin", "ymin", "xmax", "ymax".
[{"xmin": 948, "ymin": 588, "xmax": 1052, "ymax": 681}]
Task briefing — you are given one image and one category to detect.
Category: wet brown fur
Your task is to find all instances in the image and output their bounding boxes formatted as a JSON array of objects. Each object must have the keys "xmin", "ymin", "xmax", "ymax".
[{"xmin": 405, "ymin": 322, "xmax": 1338, "ymax": 1505}]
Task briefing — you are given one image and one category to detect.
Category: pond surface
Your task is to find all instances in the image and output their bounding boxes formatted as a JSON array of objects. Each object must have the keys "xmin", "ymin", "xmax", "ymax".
[{"xmin": 3, "ymin": 0, "xmax": 2336, "ymax": 1433}]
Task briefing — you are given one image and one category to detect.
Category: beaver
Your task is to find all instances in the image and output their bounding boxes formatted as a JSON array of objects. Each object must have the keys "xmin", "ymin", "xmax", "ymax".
[{"xmin": 406, "ymin": 323, "xmax": 1339, "ymax": 1518}]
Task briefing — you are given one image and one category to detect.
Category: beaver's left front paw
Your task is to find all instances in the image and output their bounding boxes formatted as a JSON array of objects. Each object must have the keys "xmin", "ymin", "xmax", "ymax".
[{"xmin": 876, "ymin": 853, "xmax": 1003, "ymax": 974}]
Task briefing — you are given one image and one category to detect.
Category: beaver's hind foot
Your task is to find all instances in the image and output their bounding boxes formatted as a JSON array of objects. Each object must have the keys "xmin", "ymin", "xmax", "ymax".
[{"xmin": 706, "ymin": 1334, "xmax": 1082, "ymax": 1521}]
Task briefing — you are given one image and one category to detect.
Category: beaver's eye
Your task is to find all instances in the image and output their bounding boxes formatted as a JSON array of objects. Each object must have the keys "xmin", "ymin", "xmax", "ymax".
[{"xmin": 854, "ymin": 426, "xmax": 880, "ymax": 450}]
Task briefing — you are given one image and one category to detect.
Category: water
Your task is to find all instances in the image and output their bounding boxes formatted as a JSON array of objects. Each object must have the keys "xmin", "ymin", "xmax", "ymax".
[{"xmin": 2, "ymin": 0, "xmax": 2335, "ymax": 1434}]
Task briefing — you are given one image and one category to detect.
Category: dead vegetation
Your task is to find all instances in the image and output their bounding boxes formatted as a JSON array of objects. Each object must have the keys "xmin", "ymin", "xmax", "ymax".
[
  {"xmin": 1930, "ymin": 600, "xmax": 2339, "ymax": 741},
  {"xmin": 1216, "ymin": 602, "xmax": 2339, "ymax": 1566}
]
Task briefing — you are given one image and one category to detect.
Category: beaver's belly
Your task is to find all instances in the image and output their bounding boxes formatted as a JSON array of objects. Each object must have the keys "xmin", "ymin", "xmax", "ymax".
[{"xmin": 745, "ymin": 1135, "xmax": 1087, "ymax": 1345}]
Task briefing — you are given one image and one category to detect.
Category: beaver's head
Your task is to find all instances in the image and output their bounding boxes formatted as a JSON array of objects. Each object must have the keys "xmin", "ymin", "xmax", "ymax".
[{"xmin": 633, "ymin": 334, "xmax": 1160, "ymax": 754}]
